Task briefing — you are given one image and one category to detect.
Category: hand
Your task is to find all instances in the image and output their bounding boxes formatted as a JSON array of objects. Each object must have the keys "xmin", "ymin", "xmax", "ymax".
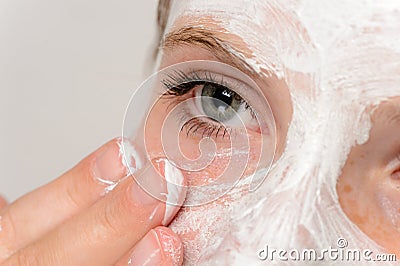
[{"xmin": 0, "ymin": 138, "xmax": 186, "ymax": 265}]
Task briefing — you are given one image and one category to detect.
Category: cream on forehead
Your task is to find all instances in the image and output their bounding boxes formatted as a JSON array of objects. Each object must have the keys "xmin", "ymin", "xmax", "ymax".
[
  {"xmin": 166, "ymin": 0, "xmax": 400, "ymax": 75},
  {"xmin": 163, "ymin": 1, "xmax": 400, "ymax": 264}
]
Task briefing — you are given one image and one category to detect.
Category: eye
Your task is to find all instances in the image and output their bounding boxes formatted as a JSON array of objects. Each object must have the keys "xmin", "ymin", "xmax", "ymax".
[
  {"xmin": 162, "ymin": 71, "xmax": 258, "ymax": 139},
  {"xmin": 389, "ymin": 155, "xmax": 400, "ymax": 185},
  {"xmin": 198, "ymin": 82, "xmax": 248, "ymax": 123},
  {"xmin": 392, "ymin": 169, "xmax": 400, "ymax": 183}
]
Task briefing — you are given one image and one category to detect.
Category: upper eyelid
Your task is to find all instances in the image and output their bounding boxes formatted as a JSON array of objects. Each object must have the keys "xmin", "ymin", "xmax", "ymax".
[
  {"xmin": 162, "ymin": 70, "xmax": 245, "ymax": 92},
  {"xmin": 160, "ymin": 70, "xmax": 260, "ymax": 108},
  {"xmin": 162, "ymin": 70, "xmax": 225, "ymax": 88}
]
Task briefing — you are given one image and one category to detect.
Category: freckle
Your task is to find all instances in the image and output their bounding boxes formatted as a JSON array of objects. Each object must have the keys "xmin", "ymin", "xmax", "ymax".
[{"xmin": 343, "ymin": 185, "xmax": 352, "ymax": 193}]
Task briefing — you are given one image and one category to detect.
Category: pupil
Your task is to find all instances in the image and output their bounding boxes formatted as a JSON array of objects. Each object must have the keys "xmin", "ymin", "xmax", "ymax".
[
  {"xmin": 207, "ymin": 84, "xmax": 233, "ymax": 109},
  {"xmin": 201, "ymin": 82, "xmax": 243, "ymax": 122}
]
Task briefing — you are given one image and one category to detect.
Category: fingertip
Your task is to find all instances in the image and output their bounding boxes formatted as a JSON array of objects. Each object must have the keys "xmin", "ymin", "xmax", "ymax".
[
  {"xmin": 153, "ymin": 226, "xmax": 184, "ymax": 266},
  {"xmin": 122, "ymin": 226, "xmax": 183, "ymax": 266}
]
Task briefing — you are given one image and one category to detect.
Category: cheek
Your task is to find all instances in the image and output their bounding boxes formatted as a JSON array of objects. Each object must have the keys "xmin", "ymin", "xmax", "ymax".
[
  {"xmin": 338, "ymin": 166, "xmax": 400, "ymax": 255},
  {"xmin": 337, "ymin": 163, "xmax": 392, "ymax": 235},
  {"xmin": 169, "ymin": 199, "xmax": 233, "ymax": 265},
  {"xmin": 377, "ymin": 180, "xmax": 400, "ymax": 228},
  {"xmin": 337, "ymin": 103, "xmax": 400, "ymax": 255}
]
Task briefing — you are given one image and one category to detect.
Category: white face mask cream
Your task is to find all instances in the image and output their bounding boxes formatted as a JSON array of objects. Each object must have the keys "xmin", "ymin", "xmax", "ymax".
[{"xmin": 153, "ymin": 0, "xmax": 400, "ymax": 264}]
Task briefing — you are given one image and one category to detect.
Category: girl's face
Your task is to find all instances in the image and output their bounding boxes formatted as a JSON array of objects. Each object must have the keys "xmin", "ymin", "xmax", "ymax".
[{"xmin": 144, "ymin": 0, "xmax": 400, "ymax": 264}]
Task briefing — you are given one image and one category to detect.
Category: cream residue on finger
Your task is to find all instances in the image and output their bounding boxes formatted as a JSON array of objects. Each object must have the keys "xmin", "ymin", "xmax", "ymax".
[
  {"xmin": 118, "ymin": 137, "xmax": 143, "ymax": 173},
  {"xmin": 96, "ymin": 138, "xmax": 144, "ymax": 194},
  {"xmin": 162, "ymin": 159, "xmax": 185, "ymax": 225}
]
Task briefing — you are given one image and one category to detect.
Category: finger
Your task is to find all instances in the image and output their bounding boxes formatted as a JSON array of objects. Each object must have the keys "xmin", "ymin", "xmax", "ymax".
[
  {"xmin": 0, "ymin": 195, "xmax": 7, "ymax": 210},
  {"xmin": 0, "ymin": 138, "xmax": 129, "ymax": 258},
  {"xmin": 115, "ymin": 226, "xmax": 183, "ymax": 266},
  {"xmin": 5, "ymin": 161, "xmax": 186, "ymax": 265}
]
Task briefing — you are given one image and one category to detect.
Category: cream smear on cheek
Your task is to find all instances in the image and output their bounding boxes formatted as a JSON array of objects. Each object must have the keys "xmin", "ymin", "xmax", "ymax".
[{"xmin": 162, "ymin": 0, "xmax": 400, "ymax": 265}]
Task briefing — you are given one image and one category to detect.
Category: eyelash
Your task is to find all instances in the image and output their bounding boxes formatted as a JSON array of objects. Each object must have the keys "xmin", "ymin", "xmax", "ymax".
[{"xmin": 161, "ymin": 70, "xmax": 254, "ymax": 139}]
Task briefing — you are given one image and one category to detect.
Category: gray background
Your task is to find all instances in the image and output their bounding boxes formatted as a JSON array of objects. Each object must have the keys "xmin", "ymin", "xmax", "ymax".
[{"xmin": 0, "ymin": 1, "xmax": 159, "ymax": 201}]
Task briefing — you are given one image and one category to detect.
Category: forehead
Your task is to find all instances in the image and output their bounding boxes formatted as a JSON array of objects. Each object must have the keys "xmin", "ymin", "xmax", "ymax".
[
  {"xmin": 167, "ymin": 1, "xmax": 400, "ymax": 41},
  {"xmin": 165, "ymin": 0, "xmax": 400, "ymax": 100}
]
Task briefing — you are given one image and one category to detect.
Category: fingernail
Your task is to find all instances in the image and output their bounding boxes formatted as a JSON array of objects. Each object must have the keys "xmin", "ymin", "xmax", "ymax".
[
  {"xmin": 130, "ymin": 165, "xmax": 167, "ymax": 206},
  {"xmin": 128, "ymin": 229, "xmax": 162, "ymax": 266},
  {"xmin": 128, "ymin": 227, "xmax": 182, "ymax": 266},
  {"xmin": 92, "ymin": 138, "xmax": 128, "ymax": 186},
  {"xmin": 130, "ymin": 158, "xmax": 186, "ymax": 225},
  {"xmin": 160, "ymin": 159, "xmax": 186, "ymax": 225}
]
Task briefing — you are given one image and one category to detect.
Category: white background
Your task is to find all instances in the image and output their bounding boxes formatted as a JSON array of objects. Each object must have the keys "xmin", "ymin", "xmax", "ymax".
[{"xmin": 0, "ymin": 1, "xmax": 159, "ymax": 201}]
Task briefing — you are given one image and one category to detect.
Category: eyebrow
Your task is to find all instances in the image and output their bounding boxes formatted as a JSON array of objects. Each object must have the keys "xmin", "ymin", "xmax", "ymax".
[{"xmin": 160, "ymin": 27, "xmax": 260, "ymax": 77}]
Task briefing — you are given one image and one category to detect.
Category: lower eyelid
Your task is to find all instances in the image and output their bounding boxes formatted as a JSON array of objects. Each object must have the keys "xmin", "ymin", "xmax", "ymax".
[{"xmin": 180, "ymin": 117, "xmax": 231, "ymax": 139}]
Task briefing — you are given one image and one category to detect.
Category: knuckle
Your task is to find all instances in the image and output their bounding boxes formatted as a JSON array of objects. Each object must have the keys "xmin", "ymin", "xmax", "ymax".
[
  {"xmin": 103, "ymin": 212, "xmax": 120, "ymax": 236},
  {"xmin": 64, "ymin": 181, "xmax": 82, "ymax": 210},
  {"xmin": 16, "ymin": 252, "xmax": 36, "ymax": 266},
  {"xmin": 8, "ymin": 249, "xmax": 40, "ymax": 266},
  {"xmin": 98, "ymin": 202, "xmax": 125, "ymax": 237},
  {"xmin": 93, "ymin": 188, "xmax": 133, "ymax": 239},
  {"xmin": 64, "ymin": 160, "xmax": 95, "ymax": 209},
  {"xmin": 64, "ymin": 159, "xmax": 98, "ymax": 210}
]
